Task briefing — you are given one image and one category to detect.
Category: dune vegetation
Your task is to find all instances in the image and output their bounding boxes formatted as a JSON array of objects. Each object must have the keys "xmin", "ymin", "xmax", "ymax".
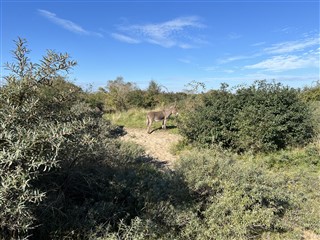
[{"xmin": 1, "ymin": 38, "xmax": 319, "ymax": 240}]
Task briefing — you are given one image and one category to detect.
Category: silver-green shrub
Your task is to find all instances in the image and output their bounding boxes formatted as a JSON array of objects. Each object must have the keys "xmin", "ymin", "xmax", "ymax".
[{"xmin": 0, "ymin": 38, "xmax": 117, "ymax": 239}]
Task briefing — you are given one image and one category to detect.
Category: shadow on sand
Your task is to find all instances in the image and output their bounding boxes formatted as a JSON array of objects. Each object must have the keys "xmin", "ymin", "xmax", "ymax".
[{"xmin": 148, "ymin": 125, "xmax": 177, "ymax": 134}]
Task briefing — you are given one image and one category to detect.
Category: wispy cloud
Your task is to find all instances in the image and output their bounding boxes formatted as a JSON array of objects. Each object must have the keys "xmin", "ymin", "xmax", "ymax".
[
  {"xmin": 252, "ymin": 41, "xmax": 266, "ymax": 47},
  {"xmin": 263, "ymin": 36, "xmax": 319, "ymax": 54},
  {"xmin": 217, "ymin": 34, "xmax": 319, "ymax": 73},
  {"xmin": 218, "ymin": 55, "xmax": 258, "ymax": 64},
  {"xmin": 244, "ymin": 34, "xmax": 320, "ymax": 72},
  {"xmin": 110, "ymin": 33, "xmax": 140, "ymax": 44},
  {"xmin": 274, "ymin": 26, "xmax": 297, "ymax": 34},
  {"xmin": 112, "ymin": 16, "xmax": 206, "ymax": 48},
  {"xmin": 38, "ymin": 9, "xmax": 103, "ymax": 37},
  {"xmin": 245, "ymin": 51, "xmax": 319, "ymax": 72}
]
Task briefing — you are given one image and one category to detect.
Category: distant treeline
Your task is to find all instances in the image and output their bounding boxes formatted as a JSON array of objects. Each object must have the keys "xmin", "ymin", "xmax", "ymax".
[
  {"xmin": 85, "ymin": 75, "xmax": 320, "ymax": 113},
  {"xmin": 85, "ymin": 77, "xmax": 188, "ymax": 112}
]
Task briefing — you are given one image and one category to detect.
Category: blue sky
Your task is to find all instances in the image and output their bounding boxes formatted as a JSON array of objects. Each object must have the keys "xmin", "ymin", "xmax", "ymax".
[{"xmin": 1, "ymin": 0, "xmax": 319, "ymax": 92}]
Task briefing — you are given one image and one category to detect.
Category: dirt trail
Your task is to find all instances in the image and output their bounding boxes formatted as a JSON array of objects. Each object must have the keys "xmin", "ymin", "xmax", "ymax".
[{"xmin": 121, "ymin": 128, "xmax": 182, "ymax": 167}]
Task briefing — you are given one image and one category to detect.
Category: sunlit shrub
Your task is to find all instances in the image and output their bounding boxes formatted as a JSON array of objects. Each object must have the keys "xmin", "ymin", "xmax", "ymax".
[
  {"xmin": 0, "ymin": 38, "xmax": 118, "ymax": 239},
  {"xmin": 175, "ymin": 150, "xmax": 295, "ymax": 239},
  {"xmin": 179, "ymin": 81, "xmax": 314, "ymax": 152}
]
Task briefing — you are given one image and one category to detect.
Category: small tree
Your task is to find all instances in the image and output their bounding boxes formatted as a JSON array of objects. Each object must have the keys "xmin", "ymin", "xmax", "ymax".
[
  {"xmin": 104, "ymin": 77, "xmax": 137, "ymax": 111},
  {"xmin": 144, "ymin": 80, "xmax": 162, "ymax": 108}
]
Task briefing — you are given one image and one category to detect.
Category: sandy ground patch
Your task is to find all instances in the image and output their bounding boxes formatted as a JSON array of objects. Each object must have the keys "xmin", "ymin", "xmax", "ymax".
[{"xmin": 121, "ymin": 127, "xmax": 182, "ymax": 167}]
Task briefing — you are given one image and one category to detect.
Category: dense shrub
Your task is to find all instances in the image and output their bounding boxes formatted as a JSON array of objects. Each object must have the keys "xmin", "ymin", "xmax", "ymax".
[
  {"xmin": 85, "ymin": 89, "xmax": 107, "ymax": 112},
  {"xmin": 174, "ymin": 150, "xmax": 319, "ymax": 240},
  {"xmin": 0, "ymin": 38, "xmax": 120, "ymax": 239},
  {"xmin": 179, "ymin": 81, "xmax": 314, "ymax": 152},
  {"xmin": 178, "ymin": 88, "xmax": 237, "ymax": 149},
  {"xmin": 0, "ymin": 38, "xmax": 78, "ymax": 238}
]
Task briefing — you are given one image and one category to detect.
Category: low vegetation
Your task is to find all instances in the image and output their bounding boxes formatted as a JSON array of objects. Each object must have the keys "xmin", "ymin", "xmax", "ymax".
[
  {"xmin": 1, "ymin": 38, "xmax": 319, "ymax": 239},
  {"xmin": 104, "ymin": 108, "xmax": 148, "ymax": 128}
]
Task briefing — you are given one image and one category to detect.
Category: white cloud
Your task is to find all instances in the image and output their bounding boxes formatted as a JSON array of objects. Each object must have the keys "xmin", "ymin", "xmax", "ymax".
[
  {"xmin": 131, "ymin": 16, "xmax": 204, "ymax": 38},
  {"xmin": 38, "ymin": 9, "xmax": 103, "ymax": 37},
  {"xmin": 274, "ymin": 26, "xmax": 297, "ymax": 34},
  {"xmin": 245, "ymin": 53, "xmax": 319, "ymax": 72},
  {"xmin": 178, "ymin": 43, "xmax": 194, "ymax": 49},
  {"xmin": 111, "ymin": 33, "xmax": 140, "ymax": 44},
  {"xmin": 264, "ymin": 36, "xmax": 319, "ymax": 54},
  {"xmin": 252, "ymin": 41, "xmax": 266, "ymax": 47},
  {"xmin": 219, "ymin": 34, "xmax": 320, "ymax": 73},
  {"xmin": 113, "ymin": 16, "xmax": 206, "ymax": 48},
  {"xmin": 218, "ymin": 55, "xmax": 256, "ymax": 64}
]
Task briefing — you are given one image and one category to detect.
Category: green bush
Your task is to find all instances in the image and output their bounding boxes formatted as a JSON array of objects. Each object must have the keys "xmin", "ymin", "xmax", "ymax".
[
  {"xmin": 0, "ymin": 38, "xmax": 120, "ymax": 239},
  {"xmin": 0, "ymin": 38, "xmax": 78, "ymax": 238},
  {"xmin": 179, "ymin": 81, "xmax": 314, "ymax": 152},
  {"xmin": 178, "ymin": 88, "xmax": 238, "ymax": 149},
  {"xmin": 174, "ymin": 150, "xmax": 298, "ymax": 239},
  {"xmin": 85, "ymin": 90, "xmax": 107, "ymax": 112}
]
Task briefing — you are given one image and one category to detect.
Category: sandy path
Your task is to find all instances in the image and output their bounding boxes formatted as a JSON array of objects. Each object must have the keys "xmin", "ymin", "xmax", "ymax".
[{"xmin": 121, "ymin": 128, "xmax": 182, "ymax": 167}]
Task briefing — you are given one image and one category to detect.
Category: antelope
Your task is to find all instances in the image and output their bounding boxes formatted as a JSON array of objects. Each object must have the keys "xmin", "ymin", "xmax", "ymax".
[{"xmin": 146, "ymin": 105, "xmax": 178, "ymax": 134}]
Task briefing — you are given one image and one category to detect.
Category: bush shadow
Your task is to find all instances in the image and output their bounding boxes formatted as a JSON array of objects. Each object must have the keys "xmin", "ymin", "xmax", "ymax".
[
  {"xmin": 31, "ymin": 148, "xmax": 192, "ymax": 239},
  {"xmin": 149, "ymin": 125, "xmax": 177, "ymax": 134}
]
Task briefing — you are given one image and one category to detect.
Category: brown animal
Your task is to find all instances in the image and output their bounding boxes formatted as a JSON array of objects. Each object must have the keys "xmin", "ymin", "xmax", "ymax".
[{"xmin": 146, "ymin": 105, "xmax": 178, "ymax": 134}]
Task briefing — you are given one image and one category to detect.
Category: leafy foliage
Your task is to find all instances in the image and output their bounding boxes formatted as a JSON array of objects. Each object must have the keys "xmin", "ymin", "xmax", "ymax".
[
  {"xmin": 0, "ymin": 38, "xmax": 77, "ymax": 238},
  {"xmin": 179, "ymin": 81, "xmax": 314, "ymax": 152},
  {"xmin": 175, "ymin": 150, "xmax": 294, "ymax": 239},
  {"xmin": 0, "ymin": 38, "xmax": 119, "ymax": 239},
  {"xmin": 103, "ymin": 77, "xmax": 138, "ymax": 111}
]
